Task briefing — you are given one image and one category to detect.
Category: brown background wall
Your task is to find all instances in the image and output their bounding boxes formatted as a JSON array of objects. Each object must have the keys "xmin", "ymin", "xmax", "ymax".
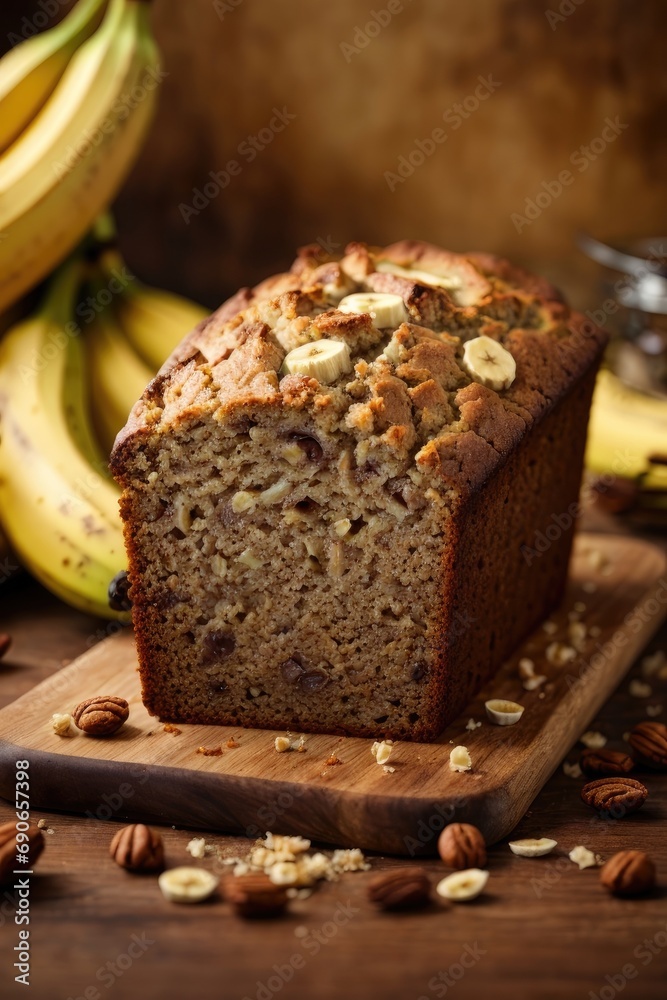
[{"xmin": 2, "ymin": 0, "xmax": 667, "ymax": 309}]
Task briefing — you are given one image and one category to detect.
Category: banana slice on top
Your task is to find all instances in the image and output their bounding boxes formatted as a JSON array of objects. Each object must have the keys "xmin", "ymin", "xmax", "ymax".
[
  {"xmin": 338, "ymin": 292, "xmax": 409, "ymax": 329},
  {"xmin": 374, "ymin": 260, "xmax": 462, "ymax": 290},
  {"xmin": 282, "ymin": 339, "xmax": 352, "ymax": 384},
  {"xmin": 462, "ymin": 335, "xmax": 516, "ymax": 392}
]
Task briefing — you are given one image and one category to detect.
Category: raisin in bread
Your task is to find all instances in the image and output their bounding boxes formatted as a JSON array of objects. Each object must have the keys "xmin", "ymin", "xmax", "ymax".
[{"xmin": 111, "ymin": 240, "xmax": 606, "ymax": 741}]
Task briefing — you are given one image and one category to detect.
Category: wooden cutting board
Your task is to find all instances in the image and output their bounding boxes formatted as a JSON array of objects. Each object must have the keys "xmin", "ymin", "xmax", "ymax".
[{"xmin": 0, "ymin": 533, "xmax": 664, "ymax": 856}]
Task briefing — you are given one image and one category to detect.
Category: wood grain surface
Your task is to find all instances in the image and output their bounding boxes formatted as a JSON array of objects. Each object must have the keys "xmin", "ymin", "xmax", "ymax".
[
  {"xmin": 0, "ymin": 533, "xmax": 665, "ymax": 859},
  {"xmin": 0, "ymin": 519, "xmax": 666, "ymax": 1000}
]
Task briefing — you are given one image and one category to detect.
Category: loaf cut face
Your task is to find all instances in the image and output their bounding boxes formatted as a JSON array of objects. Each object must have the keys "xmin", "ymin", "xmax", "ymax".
[{"xmin": 111, "ymin": 241, "xmax": 606, "ymax": 741}]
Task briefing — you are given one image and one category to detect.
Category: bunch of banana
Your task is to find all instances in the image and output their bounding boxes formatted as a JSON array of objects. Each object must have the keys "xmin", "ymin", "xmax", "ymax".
[
  {"xmin": 586, "ymin": 367, "xmax": 667, "ymax": 499},
  {"xmin": 86, "ymin": 248, "xmax": 208, "ymax": 452},
  {"xmin": 0, "ymin": 241, "xmax": 208, "ymax": 617},
  {"xmin": 0, "ymin": 255, "xmax": 127, "ymax": 619},
  {"xmin": 0, "ymin": 0, "xmax": 160, "ymax": 313}
]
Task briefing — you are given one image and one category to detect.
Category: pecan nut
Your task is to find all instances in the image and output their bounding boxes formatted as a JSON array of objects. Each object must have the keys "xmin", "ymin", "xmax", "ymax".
[
  {"xmin": 109, "ymin": 824, "xmax": 164, "ymax": 872},
  {"xmin": 629, "ymin": 721, "xmax": 667, "ymax": 770},
  {"xmin": 72, "ymin": 695, "xmax": 129, "ymax": 736},
  {"xmin": 366, "ymin": 867, "xmax": 431, "ymax": 911},
  {"xmin": 225, "ymin": 874, "xmax": 289, "ymax": 918},
  {"xmin": 0, "ymin": 821, "xmax": 44, "ymax": 884},
  {"xmin": 600, "ymin": 850, "xmax": 656, "ymax": 896},
  {"xmin": 437, "ymin": 823, "xmax": 487, "ymax": 869},
  {"xmin": 580, "ymin": 777, "xmax": 647, "ymax": 817},
  {"xmin": 579, "ymin": 748, "xmax": 634, "ymax": 778}
]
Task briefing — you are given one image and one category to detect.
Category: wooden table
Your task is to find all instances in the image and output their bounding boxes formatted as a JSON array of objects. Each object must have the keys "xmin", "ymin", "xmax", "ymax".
[{"xmin": 1, "ymin": 533, "xmax": 666, "ymax": 1000}]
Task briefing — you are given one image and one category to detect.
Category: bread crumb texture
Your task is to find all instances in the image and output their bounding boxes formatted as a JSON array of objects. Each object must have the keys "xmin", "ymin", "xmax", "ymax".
[{"xmin": 111, "ymin": 241, "xmax": 606, "ymax": 741}]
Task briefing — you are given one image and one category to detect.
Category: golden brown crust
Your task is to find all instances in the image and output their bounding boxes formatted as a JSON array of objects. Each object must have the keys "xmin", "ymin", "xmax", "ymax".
[{"xmin": 111, "ymin": 241, "xmax": 607, "ymax": 501}]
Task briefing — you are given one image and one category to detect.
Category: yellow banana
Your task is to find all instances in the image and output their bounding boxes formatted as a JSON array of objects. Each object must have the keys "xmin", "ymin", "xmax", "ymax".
[
  {"xmin": 0, "ymin": 0, "xmax": 160, "ymax": 313},
  {"xmin": 86, "ymin": 300, "xmax": 154, "ymax": 455},
  {"xmin": 586, "ymin": 368, "xmax": 667, "ymax": 490},
  {"xmin": 114, "ymin": 278, "xmax": 209, "ymax": 370},
  {"xmin": 0, "ymin": 257, "xmax": 127, "ymax": 619},
  {"xmin": 0, "ymin": 0, "xmax": 108, "ymax": 154}
]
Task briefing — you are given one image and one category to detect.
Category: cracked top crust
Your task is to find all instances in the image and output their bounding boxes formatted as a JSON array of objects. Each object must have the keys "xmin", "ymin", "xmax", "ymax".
[{"xmin": 111, "ymin": 240, "xmax": 607, "ymax": 499}]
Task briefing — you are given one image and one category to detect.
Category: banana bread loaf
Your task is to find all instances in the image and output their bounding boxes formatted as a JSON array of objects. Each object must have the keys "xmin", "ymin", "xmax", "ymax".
[{"xmin": 111, "ymin": 240, "xmax": 606, "ymax": 741}]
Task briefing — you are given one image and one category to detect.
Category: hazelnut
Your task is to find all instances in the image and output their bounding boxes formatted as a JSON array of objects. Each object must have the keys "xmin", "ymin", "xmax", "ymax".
[{"xmin": 438, "ymin": 823, "xmax": 487, "ymax": 869}]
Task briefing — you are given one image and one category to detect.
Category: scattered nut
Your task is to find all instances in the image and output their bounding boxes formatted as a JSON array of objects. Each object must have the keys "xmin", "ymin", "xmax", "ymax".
[
  {"xmin": 641, "ymin": 650, "xmax": 666, "ymax": 680},
  {"xmin": 449, "ymin": 745, "xmax": 472, "ymax": 772},
  {"xmin": 580, "ymin": 730, "xmax": 607, "ymax": 750},
  {"xmin": 568, "ymin": 845, "xmax": 602, "ymax": 869},
  {"xmin": 438, "ymin": 824, "xmax": 487, "ymax": 870},
  {"xmin": 50, "ymin": 712, "xmax": 72, "ymax": 736},
  {"xmin": 226, "ymin": 873, "xmax": 289, "ymax": 918},
  {"xmin": 72, "ymin": 696, "xmax": 129, "ymax": 736},
  {"xmin": 546, "ymin": 642, "xmax": 576, "ymax": 666},
  {"xmin": 581, "ymin": 777, "xmax": 647, "ymax": 817},
  {"xmin": 485, "ymin": 699, "xmax": 524, "ymax": 726},
  {"xmin": 436, "ymin": 869, "xmax": 488, "ymax": 902},
  {"xmin": 646, "ymin": 704, "xmax": 663, "ymax": 718},
  {"xmin": 186, "ymin": 837, "xmax": 207, "ymax": 860},
  {"xmin": 158, "ymin": 866, "xmax": 219, "ymax": 903},
  {"xmin": 367, "ymin": 868, "xmax": 431, "ymax": 910},
  {"xmin": 600, "ymin": 850, "xmax": 656, "ymax": 897},
  {"xmin": 542, "ymin": 620, "xmax": 557, "ymax": 635},
  {"xmin": 110, "ymin": 824, "xmax": 164, "ymax": 872},
  {"xmin": 628, "ymin": 721, "xmax": 667, "ymax": 770},
  {"xmin": 579, "ymin": 749, "xmax": 634, "ymax": 778},
  {"xmin": 371, "ymin": 740, "xmax": 393, "ymax": 766},
  {"xmin": 509, "ymin": 838, "xmax": 557, "ymax": 857},
  {"xmin": 629, "ymin": 679, "xmax": 652, "ymax": 698},
  {"xmin": 163, "ymin": 723, "xmax": 182, "ymax": 736},
  {"xmin": 523, "ymin": 675, "xmax": 547, "ymax": 691},
  {"xmin": 0, "ymin": 822, "xmax": 44, "ymax": 883},
  {"xmin": 268, "ymin": 862, "xmax": 300, "ymax": 886},
  {"xmin": 562, "ymin": 760, "xmax": 583, "ymax": 779},
  {"xmin": 518, "ymin": 657, "xmax": 535, "ymax": 679}
]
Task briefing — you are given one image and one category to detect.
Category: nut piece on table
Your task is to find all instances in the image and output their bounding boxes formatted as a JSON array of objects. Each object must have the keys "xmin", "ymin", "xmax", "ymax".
[
  {"xmin": 629, "ymin": 721, "xmax": 667, "ymax": 770},
  {"xmin": 436, "ymin": 868, "xmax": 489, "ymax": 902},
  {"xmin": 508, "ymin": 838, "xmax": 557, "ymax": 858},
  {"xmin": 72, "ymin": 695, "xmax": 129, "ymax": 736},
  {"xmin": 225, "ymin": 873, "xmax": 289, "ymax": 918},
  {"xmin": 449, "ymin": 745, "xmax": 472, "ymax": 772},
  {"xmin": 580, "ymin": 777, "xmax": 648, "ymax": 817},
  {"xmin": 579, "ymin": 748, "xmax": 634, "ymax": 778},
  {"xmin": 438, "ymin": 823, "xmax": 487, "ymax": 870},
  {"xmin": 366, "ymin": 867, "xmax": 431, "ymax": 911},
  {"xmin": 0, "ymin": 821, "xmax": 44, "ymax": 883},
  {"xmin": 109, "ymin": 824, "xmax": 164, "ymax": 873},
  {"xmin": 600, "ymin": 850, "xmax": 656, "ymax": 897},
  {"xmin": 158, "ymin": 866, "xmax": 219, "ymax": 903}
]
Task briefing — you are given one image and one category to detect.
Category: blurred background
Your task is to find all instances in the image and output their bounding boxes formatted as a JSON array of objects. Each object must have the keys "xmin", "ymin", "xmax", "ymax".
[{"xmin": 3, "ymin": 0, "xmax": 666, "ymax": 310}]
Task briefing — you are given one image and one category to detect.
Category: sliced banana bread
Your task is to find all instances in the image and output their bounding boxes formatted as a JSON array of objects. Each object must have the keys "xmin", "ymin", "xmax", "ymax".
[{"xmin": 111, "ymin": 241, "xmax": 606, "ymax": 741}]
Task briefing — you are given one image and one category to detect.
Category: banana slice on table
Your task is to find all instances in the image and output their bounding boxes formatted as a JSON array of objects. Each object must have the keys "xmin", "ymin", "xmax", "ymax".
[
  {"xmin": 158, "ymin": 867, "xmax": 219, "ymax": 903},
  {"xmin": 509, "ymin": 838, "xmax": 558, "ymax": 858},
  {"xmin": 436, "ymin": 869, "xmax": 489, "ymax": 902},
  {"xmin": 462, "ymin": 335, "xmax": 516, "ymax": 392},
  {"xmin": 282, "ymin": 339, "xmax": 352, "ymax": 384},
  {"xmin": 338, "ymin": 292, "xmax": 409, "ymax": 329}
]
